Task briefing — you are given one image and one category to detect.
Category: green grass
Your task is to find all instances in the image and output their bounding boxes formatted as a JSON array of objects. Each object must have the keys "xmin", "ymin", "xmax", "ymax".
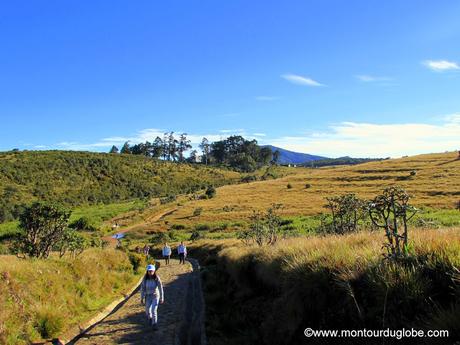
[
  {"xmin": 411, "ymin": 207, "xmax": 460, "ymax": 227},
  {"xmin": 0, "ymin": 249, "xmax": 143, "ymax": 344},
  {"xmin": 0, "ymin": 221, "xmax": 20, "ymax": 240},
  {"xmin": 69, "ymin": 200, "xmax": 147, "ymax": 228}
]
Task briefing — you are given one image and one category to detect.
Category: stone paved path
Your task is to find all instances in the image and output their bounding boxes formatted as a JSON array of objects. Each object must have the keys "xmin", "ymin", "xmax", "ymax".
[{"xmin": 71, "ymin": 259, "xmax": 192, "ymax": 345}]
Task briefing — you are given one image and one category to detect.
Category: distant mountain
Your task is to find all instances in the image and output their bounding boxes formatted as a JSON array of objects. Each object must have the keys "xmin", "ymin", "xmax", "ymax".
[{"xmin": 263, "ymin": 145, "xmax": 327, "ymax": 164}]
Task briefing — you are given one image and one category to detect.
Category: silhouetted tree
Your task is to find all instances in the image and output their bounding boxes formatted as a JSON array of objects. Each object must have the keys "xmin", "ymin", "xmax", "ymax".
[
  {"xmin": 272, "ymin": 150, "xmax": 280, "ymax": 164},
  {"xmin": 120, "ymin": 141, "xmax": 131, "ymax": 154},
  {"xmin": 109, "ymin": 145, "xmax": 119, "ymax": 154},
  {"xmin": 152, "ymin": 136, "xmax": 164, "ymax": 159},
  {"xmin": 199, "ymin": 137, "xmax": 211, "ymax": 165},
  {"xmin": 178, "ymin": 133, "xmax": 192, "ymax": 162}
]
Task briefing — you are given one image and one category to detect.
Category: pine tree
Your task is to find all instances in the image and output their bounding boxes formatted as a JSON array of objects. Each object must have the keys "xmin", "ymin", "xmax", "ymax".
[
  {"xmin": 120, "ymin": 141, "xmax": 131, "ymax": 154},
  {"xmin": 109, "ymin": 145, "xmax": 119, "ymax": 154}
]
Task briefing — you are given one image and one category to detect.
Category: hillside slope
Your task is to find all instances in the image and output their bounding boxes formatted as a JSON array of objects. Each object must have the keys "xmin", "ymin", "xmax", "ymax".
[
  {"xmin": 0, "ymin": 150, "xmax": 241, "ymax": 222},
  {"xmin": 160, "ymin": 151, "xmax": 460, "ymax": 227}
]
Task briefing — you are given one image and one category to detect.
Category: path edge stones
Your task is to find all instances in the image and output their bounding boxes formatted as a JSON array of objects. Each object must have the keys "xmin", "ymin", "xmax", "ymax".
[
  {"xmin": 63, "ymin": 274, "xmax": 145, "ymax": 345},
  {"xmin": 175, "ymin": 258, "xmax": 207, "ymax": 345}
]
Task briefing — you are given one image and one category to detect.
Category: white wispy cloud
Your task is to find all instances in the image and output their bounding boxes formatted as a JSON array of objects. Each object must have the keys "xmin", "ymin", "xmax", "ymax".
[
  {"xmin": 255, "ymin": 96, "xmax": 279, "ymax": 101},
  {"xmin": 355, "ymin": 75, "xmax": 392, "ymax": 82},
  {"xmin": 423, "ymin": 60, "xmax": 460, "ymax": 72},
  {"xmin": 219, "ymin": 129, "xmax": 245, "ymax": 134},
  {"xmin": 281, "ymin": 74, "xmax": 324, "ymax": 87},
  {"xmin": 53, "ymin": 128, "xmax": 260, "ymax": 152},
  {"xmin": 35, "ymin": 114, "xmax": 460, "ymax": 158},
  {"xmin": 269, "ymin": 116, "xmax": 460, "ymax": 158}
]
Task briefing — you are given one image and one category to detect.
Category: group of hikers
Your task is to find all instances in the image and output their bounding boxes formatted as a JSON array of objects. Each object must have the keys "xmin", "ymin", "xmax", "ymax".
[{"xmin": 139, "ymin": 241, "xmax": 188, "ymax": 330}]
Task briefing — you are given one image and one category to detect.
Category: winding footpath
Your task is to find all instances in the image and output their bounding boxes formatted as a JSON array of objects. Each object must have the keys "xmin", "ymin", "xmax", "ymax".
[{"xmin": 70, "ymin": 258, "xmax": 205, "ymax": 345}]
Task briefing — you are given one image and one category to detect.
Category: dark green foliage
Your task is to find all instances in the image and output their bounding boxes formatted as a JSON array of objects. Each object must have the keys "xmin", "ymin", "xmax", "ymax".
[
  {"xmin": 69, "ymin": 216, "xmax": 97, "ymax": 231},
  {"xmin": 120, "ymin": 142, "xmax": 131, "ymax": 154},
  {"xmin": 128, "ymin": 252, "xmax": 145, "ymax": 273},
  {"xmin": 205, "ymin": 185, "xmax": 216, "ymax": 199},
  {"xmin": 0, "ymin": 150, "xmax": 239, "ymax": 222},
  {"xmin": 56, "ymin": 228, "xmax": 86, "ymax": 258},
  {"xmin": 35, "ymin": 310, "xmax": 64, "ymax": 339},
  {"xmin": 171, "ymin": 223, "xmax": 186, "ymax": 230},
  {"xmin": 209, "ymin": 135, "xmax": 273, "ymax": 172},
  {"xmin": 15, "ymin": 202, "xmax": 70, "ymax": 258},
  {"xmin": 241, "ymin": 175, "xmax": 258, "ymax": 183},
  {"xmin": 150, "ymin": 232, "xmax": 170, "ymax": 245},
  {"xmin": 190, "ymin": 230, "xmax": 202, "ymax": 241},
  {"xmin": 286, "ymin": 183, "xmax": 292, "ymax": 189},
  {"xmin": 323, "ymin": 194, "xmax": 367, "ymax": 234},
  {"xmin": 305, "ymin": 156, "xmax": 386, "ymax": 167},
  {"xmin": 109, "ymin": 145, "xmax": 119, "ymax": 154},
  {"xmin": 160, "ymin": 194, "xmax": 176, "ymax": 204},
  {"xmin": 195, "ymin": 224, "xmax": 210, "ymax": 231},
  {"xmin": 193, "ymin": 207, "xmax": 203, "ymax": 217}
]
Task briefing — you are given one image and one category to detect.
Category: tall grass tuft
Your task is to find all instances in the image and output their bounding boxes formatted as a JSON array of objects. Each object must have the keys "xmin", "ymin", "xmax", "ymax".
[
  {"xmin": 192, "ymin": 228, "xmax": 460, "ymax": 345},
  {"xmin": 0, "ymin": 248, "xmax": 141, "ymax": 344}
]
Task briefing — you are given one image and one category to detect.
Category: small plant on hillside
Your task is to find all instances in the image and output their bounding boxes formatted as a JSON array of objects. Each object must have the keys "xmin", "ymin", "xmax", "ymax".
[
  {"xmin": 241, "ymin": 175, "xmax": 258, "ymax": 183},
  {"xmin": 369, "ymin": 186, "xmax": 418, "ymax": 260},
  {"xmin": 150, "ymin": 232, "xmax": 170, "ymax": 245},
  {"xmin": 56, "ymin": 228, "xmax": 86, "ymax": 258},
  {"xmin": 205, "ymin": 185, "xmax": 216, "ymax": 198},
  {"xmin": 14, "ymin": 202, "xmax": 71, "ymax": 259},
  {"xmin": 160, "ymin": 194, "xmax": 176, "ymax": 204},
  {"xmin": 323, "ymin": 194, "xmax": 367, "ymax": 234},
  {"xmin": 238, "ymin": 204, "xmax": 283, "ymax": 246},
  {"xmin": 287, "ymin": 183, "xmax": 292, "ymax": 189},
  {"xmin": 193, "ymin": 207, "xmax": 203, "ymax": 217},
  {"xmin": 190, "ymin": 230, "xmax": 203, "ymax": 241},
  {"xmin": 305, "ymin": 183, "xmax": 312, "ymax": 189}
]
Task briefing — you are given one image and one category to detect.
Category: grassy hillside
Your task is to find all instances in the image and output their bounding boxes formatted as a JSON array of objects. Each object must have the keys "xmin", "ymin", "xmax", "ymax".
[
  {"xmin": 0, "ymin": 249, "xmax": 144, "ymax": 344},
  {"xmin": 0, "ymin": 150, "xmax": 242, "ymax": 222},
  {"xmin": 191, "ymin": 228, "xmax": 460, "ymax": 345},
  {"xmin": 158, "ymin": 152, "xmax": 460, "ymax": 232}
]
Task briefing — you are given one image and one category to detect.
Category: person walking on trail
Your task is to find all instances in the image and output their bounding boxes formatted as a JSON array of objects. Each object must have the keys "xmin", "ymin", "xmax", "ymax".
[
  {"xmin": 143, "ymin": 244, "xmax": 150, "ymax": 260},
  {"xmin": 162, "ymin": 242, "xmax": 171, "ymax": 265},
  {"xmin": 177, "ymin": 241, "xmax": 187, "ymax": 264},
  {"xmin": 140, "ymin": 264, "xmax": 164, "ymax": 330}
]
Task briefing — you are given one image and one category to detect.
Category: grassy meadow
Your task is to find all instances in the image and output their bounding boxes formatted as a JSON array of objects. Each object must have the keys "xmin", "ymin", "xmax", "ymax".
[
  {"xmin": 191, "ymin": 228, "xmax": 460, "ymax": 345},
  {"xmin": 140, "ymin": 152, "xmax": 460, "ymax": 235},
  {"xmin": 0, "ymin": 151, "xmax": 459, "ymax": 345},
  {"xmin": 0, "ymin": 249, "xmax": 145, "ymax": 344}
]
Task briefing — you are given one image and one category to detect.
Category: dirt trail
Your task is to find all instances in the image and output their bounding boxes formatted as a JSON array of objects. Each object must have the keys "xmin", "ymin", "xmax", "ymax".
[
  {"xmin": 103, "ymin": 207, "xmax": 178, "ymax": 247},
  {"xmin": 70, "ymin": 258, "xmax": 203, "ymax": 345}
]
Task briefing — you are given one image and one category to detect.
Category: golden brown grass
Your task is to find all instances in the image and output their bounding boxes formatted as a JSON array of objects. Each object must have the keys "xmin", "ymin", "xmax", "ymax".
[
  {"xmin": 193, "ymin": 227, "xmax": 460, "ymax": 345},
  {"xmin": 0, "ymin": 249, "xmax": 140, "ymax": 344},
  {"xmin": 160, "ymin": 152, "xmax": 460, "ymax": 229}
]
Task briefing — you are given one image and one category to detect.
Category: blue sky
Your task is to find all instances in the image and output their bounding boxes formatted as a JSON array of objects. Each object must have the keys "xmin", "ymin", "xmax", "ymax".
[{"xmin": 1, "ymin": 0, "xmax": 459, "ymax": 157}]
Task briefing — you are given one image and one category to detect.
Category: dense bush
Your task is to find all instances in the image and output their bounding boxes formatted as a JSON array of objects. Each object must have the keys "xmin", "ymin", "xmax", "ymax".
[{"xmin": 205, "ymin": 186, "xmax": 216, "ymax": 199}]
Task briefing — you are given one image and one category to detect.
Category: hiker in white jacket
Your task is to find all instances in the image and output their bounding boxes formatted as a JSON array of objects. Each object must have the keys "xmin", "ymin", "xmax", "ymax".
[
  {"xmin": 177, "ymin": 241, "xmax": 187, "ymax": 264},
  {"xmin": 162, "ymin": 242, "xmax": 171, "ymax": 265},
  {"xmin": 140, "ymin": 264, "xmax": 164, "ymax": 330}
]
